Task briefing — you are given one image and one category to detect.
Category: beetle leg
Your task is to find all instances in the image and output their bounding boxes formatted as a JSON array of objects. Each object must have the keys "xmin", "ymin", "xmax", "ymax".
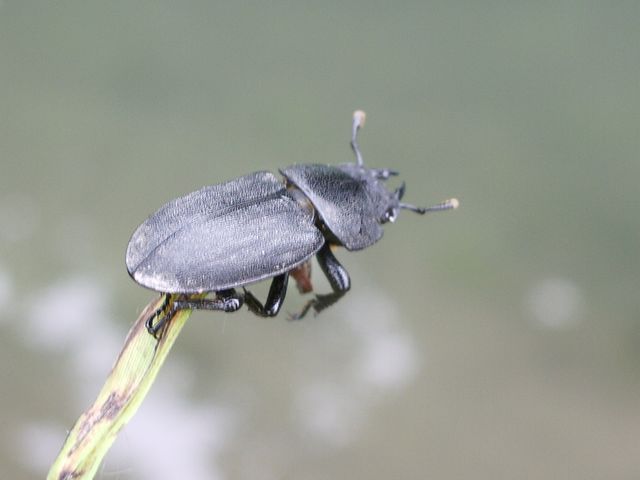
[
  {"xmin": 145, "ymin": 290, "xmax": 244, "ymax": 337},
  {"xmin": 243, "ymin": 273, "xmax": 289, "ymax": 317},
  {"xmin": 173, "ymin": 289, "xmax": 244, "ymax": 313},
  {"xmin": 292, "ymin": 243, "xmax": 351, "ymax": 320},
  {"xmin": 145, "ymin": 293, "xmax": 174, "ymax": 336},
  {"xmin": 290, "ymin": 261, "xmax": 313, "ymax": 294}
]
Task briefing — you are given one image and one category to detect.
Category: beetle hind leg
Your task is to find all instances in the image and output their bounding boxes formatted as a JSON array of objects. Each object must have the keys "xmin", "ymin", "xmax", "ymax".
[
  {"xmin": 173, "ymin": 289, "xmax": 244, "ymax": 313},
  {"xmin": 146, "ymin": 290, "xmax": 245, "ymax": 337},
  {"xmin": 291, "ymin": 244, "xmax": 351, "ymax": 320},
  {"xmin": 243, "ymin": 273, "xmax": 289, "ymax": 317},
  {"xmin": 145, "ymin": 293, "xmax": 174, "ymax": 337}
]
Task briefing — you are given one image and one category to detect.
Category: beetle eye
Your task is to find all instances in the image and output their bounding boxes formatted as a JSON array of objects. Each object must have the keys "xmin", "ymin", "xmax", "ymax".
[{"xmin": 383, "ymin": 207, "xmax": 398, "ymax": 223}]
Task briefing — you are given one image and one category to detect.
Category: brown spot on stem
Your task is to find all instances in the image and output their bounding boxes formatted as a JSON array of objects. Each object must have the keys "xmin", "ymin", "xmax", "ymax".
[
  {"xmin": 58, "ymin": 469, "xmax": 83, "ymax": 480},
  {"xmin": 100, "ymin": 391, "xmax": 127, "ymax": 419},
  {"xmin": 68, "ymin": 391, "xmax": 129, "ymax": 455}
]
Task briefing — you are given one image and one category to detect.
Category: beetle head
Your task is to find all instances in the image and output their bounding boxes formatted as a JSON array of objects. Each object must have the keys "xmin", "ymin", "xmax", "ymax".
[
  {"xmin": 383, "ymin": 179, "xmax": 459, "ymax": 223},
  {"xmin": 350, "ymin": 110, "xmax": 458, "ymax": 225},
  {"xmin": 377, "ymin": 181, "xmax": 404, "ymax": 224},
  {"xmin": 281, "ymin": 111, "xmax": 458, "ymax": 252}
]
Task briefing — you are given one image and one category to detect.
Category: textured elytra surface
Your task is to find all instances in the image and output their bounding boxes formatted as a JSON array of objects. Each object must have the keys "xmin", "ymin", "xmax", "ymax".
[
  {"xmin": 281, "ymin": 164, "xmax": 395, "ymax": 251},
  {"xmin": 126, "ymin": 171, "xmax": 324, "ymax": 293}
]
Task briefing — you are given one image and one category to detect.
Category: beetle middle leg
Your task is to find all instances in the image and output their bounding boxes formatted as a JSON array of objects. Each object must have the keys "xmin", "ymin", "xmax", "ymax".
[
  {"xmin": 243, "ymin": 273, "xmax": 289, "ymax": 317},
  {"xmin": 292, "ymin": 243, "xmax": 351, "ymax": 320}
]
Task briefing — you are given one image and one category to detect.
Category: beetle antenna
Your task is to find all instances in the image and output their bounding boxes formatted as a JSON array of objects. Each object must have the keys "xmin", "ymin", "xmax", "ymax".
[
  {"xmin": 400, "ymin": 197, "xmax": 459, "ymax": 215},
  {"xmin": 351, "ymin": 110, "xmax": 366, "ymax": 166},
  {"xmin": 373, "ymin": 168, "xmax": 399, "ymax": 179}
]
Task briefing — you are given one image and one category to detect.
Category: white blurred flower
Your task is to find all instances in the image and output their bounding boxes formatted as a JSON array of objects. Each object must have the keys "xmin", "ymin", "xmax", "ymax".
[{"xmin": 526, "ymin": 277, "xmax": 585, "ymax": 329}]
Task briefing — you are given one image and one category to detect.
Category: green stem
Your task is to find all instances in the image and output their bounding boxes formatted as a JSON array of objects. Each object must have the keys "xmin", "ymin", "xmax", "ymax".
[{"xmin": 47, "ymin": 295, "xmax": 192, "ymax": 480}]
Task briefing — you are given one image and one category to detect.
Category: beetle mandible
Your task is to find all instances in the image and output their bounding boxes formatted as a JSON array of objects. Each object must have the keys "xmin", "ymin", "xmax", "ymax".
[{"xmin": 126, "ymin": 110, "xmax": 458, "ymax": 336}]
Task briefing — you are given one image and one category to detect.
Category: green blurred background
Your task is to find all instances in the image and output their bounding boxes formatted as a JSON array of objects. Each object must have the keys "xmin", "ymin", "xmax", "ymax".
[{"xmin": 1, "ymin": 2, "xmax": 639, "ymax": 479}]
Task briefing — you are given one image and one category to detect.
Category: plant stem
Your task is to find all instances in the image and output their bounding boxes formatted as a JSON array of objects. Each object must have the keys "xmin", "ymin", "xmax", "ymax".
[{"xmin": 47, "ymin": 294, "xmax": 192, "ymax": 480}]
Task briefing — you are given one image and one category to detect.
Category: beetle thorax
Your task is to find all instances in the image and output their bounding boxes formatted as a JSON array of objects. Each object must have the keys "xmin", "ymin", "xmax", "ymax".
[
  {"xmin": 280, "ymin": 163, "xmax": 405, "ymax": 251},
  {"xmin": 336, "ymin": 163, "xmax": 402, "ymax": 224}
]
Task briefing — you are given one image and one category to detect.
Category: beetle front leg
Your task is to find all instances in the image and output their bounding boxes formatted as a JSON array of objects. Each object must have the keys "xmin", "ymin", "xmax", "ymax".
[
  {"xmin": 292, "ymin": 244, "xmax": 351, "ymax": 320},
  {"xmin": 243, "ymin": 273, "xmax": 289, "ymax": 317}
]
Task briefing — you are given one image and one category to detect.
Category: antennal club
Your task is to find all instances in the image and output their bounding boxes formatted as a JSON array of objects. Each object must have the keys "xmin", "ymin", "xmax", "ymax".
[
  {"xmin": 351, "ymin": 110, "xmax": 366, "ymax": 166},
  {"xmin": 400, "ymin": 198, "xmax": 460, "ymax": 215}
]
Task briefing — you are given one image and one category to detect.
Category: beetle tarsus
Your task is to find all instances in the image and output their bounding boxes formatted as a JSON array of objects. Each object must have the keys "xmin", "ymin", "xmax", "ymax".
[
  {"xmin": 172, "ymin": 290, "xmax": 244, "ymax": 313},
  {"xmin": 243, "ymin": 273, "xmax": 289, "ymax": 317},
  {"xmin": 145, "ymin": 290, "xmax": 244, "ymax": 336},
  {"xmin": 291, "ymin": 291, "xmax": 348, "ymax": 320},
  {"xmin": 147, "ymin": 291, "xmax": 246, "ymax": 336},
  {"xmin": 291, "ymin": 243, "xmax": 350, "ymax": 320},
  {"xmin": 144, "ymin": 294, "xmax": 175, "ymax": 337}
]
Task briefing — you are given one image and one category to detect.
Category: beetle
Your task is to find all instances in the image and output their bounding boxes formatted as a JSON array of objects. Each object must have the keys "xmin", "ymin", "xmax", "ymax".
[{"xmin": 126, "ymin": 110, "xmax": 458, "ymax": 336}]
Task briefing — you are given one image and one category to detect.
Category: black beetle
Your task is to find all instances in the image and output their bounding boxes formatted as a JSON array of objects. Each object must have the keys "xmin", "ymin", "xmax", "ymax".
[{"xmin": 126, "ymin": 111, "xmax": 458, "ymax": 336}]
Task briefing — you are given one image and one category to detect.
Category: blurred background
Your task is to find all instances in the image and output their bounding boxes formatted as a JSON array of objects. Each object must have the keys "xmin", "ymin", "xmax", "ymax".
[{"xmin": 1, "ymin": 2, "xmax": 639, "ymax": 479}]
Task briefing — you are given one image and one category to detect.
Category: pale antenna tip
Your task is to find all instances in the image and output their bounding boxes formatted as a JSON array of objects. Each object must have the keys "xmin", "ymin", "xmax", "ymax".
[
  {"xmin": 353, "ymin": 110, "xmax": 366, "ymax": 128},
  {"xmin": 416, "ymin": 197, "xmax": 460, "ymax": 214}
]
